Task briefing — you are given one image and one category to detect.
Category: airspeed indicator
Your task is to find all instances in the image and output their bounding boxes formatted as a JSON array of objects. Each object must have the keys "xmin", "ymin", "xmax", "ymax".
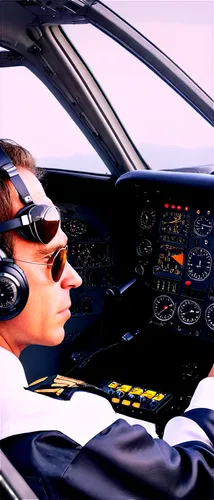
[{"xmin": 153, "ymin": 295, "xmax": 175, "ymax": 321}]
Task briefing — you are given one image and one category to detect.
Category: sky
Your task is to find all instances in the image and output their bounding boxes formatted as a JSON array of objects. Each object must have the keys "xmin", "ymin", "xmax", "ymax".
[{"xmin": 0, "ymin": 0, "xmax": 213, "ymax": 170}]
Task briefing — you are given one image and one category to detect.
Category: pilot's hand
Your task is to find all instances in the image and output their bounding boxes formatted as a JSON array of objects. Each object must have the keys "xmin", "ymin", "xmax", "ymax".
[{"xmin": 208, "ymin": 364, "xmax": 214, "ymax": 377}]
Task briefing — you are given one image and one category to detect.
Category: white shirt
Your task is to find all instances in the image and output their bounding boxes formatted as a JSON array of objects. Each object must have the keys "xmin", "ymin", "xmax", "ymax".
[{"xmin": 0, "ymin": 347, "xmax": 213, "ymax": 448}]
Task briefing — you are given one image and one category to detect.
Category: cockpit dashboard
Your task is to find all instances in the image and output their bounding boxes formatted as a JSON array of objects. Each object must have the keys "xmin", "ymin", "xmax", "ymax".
[
  {"xmin": 115, "ymin": 170, "xmax": 214, "ymax": 345},
  {"xmin": 21, "ymin": 170, "xmax": 214, "ymax": 406}
]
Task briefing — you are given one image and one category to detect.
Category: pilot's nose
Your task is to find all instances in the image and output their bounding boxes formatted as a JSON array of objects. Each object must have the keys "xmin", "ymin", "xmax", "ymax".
[{"xmin": 61, "ymin": 261, "xmax": 82, "ymax": 289}]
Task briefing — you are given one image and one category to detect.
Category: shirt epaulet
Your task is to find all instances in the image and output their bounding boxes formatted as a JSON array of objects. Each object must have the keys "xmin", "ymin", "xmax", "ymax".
[{"xmin": 26, "ymin": 374, "xmax": 109, "ymax": 401}]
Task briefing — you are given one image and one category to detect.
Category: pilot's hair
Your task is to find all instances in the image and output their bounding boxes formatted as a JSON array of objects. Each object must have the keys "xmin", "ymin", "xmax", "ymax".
[{"xmin": 0, "ymin": 139, "xmax": 42, "ymax": 257}]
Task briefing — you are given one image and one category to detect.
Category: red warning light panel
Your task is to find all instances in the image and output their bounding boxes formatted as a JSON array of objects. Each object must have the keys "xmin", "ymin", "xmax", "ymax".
[
  {"xmin": 177, "ymin": 206, "xmax": 181, "ymax": 210},
  {"xmin": 164, "ymin": 203, "xmax": 169, "ymax": 209},
  {"xmin": 184, "ymin": 206, "xmax": 189, "ymax": 212},
  {"xmin": 171, "ymin": 204, "xmax": 175, "ymax": 209}
]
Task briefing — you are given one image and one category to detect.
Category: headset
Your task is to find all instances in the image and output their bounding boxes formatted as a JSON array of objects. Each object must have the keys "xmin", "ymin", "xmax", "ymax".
[
  {"xmin": 0, "ymin": 247, "xmax": 29, "ymax": 321},
  {"xmin": 0, "ymin": 145, "xmax": 60, "ymax": 320}
]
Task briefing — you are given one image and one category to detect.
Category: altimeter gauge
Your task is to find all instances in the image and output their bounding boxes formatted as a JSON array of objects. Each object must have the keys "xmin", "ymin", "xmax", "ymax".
[
  {"xmin": 178, "ymin": 300, "xmax": 201, "ymax": 325},
  {"xmin": 187, "ymin": 247, "xmax": 212, "ymax": 281}
]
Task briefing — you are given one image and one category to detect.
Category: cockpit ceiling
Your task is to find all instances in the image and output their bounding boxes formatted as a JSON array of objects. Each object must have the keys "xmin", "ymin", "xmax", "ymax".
[{"xmin": 6, "ymin": 0, "xmax": 93, "ymax": 24}]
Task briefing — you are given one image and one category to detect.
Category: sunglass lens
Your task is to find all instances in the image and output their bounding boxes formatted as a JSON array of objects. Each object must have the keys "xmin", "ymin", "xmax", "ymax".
[
  {"xmin": 52, "ymin": 247, "xmax": 68, "ymax": 282},
  {"xmin": 34, "ymin": 205, "xmax": 60, "ymax": 244}
]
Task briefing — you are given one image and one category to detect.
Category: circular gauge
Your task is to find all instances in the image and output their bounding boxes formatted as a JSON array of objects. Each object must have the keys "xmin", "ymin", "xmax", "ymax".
[
  {"xmin": 0, "ymin": 276, "xmax": 18, "ymax": 308},
  {"xmin": 63, "ymin": 219, "xmax": 88, "ymax": 238},
  {"xmin": 135, "ymin": 263, "xmax": 145, "ymax": 276},
  {"xmin": 178, "ymin": 300, "xmax": 201, "ymax": 325},
  {"xmin": 161, "ymin": 211, "xmax": 190, "ymax": 235},
  {"xmin": 194, "ymin": 216, "xmax": 212, "ymax": 237},
  {"xmin": 139, "ymin": 208, "xmax": 156, "ymax": 230},
  {"xmin": 153, "ymin": 295, "xmax": 175, "ymax": 322},
  {"xmin": 205, "ymin": 303, "xmax": 214, "ymax": 330},
  {"xmin": 136, "ymin": 239, "xmax": 152, "ymax": 257},
  {"xmin": 187, "ymin": 247, "xmax": 212, "ymax": 281}
]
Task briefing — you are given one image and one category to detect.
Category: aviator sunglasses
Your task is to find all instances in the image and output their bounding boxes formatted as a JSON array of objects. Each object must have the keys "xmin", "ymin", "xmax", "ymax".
[
  {"xmin": 15, "ymin": 245, "xmax": 68, "ymax": 282},
  {"xmin": 0, "ymin": 147, "xmax": 60, "ymax": 244}
]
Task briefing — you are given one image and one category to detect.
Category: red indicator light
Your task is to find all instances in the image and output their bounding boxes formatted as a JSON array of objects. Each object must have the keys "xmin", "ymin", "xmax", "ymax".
[
  {"xmin": 185, "ymin": 281, "xmax": 191, "ymax": 286},
  {"xmin": 171, "ymin": 204, "xmax": 175, "ymax": 209},
  {"xmin": 184, "ymin": 206, "xmax": 189, "ymax": 211},
  {"xmin": 164, "ymin": 203, "xmax": 169, "ymax": 209},
  {"xmin": 177, "ymin": 206, "xmax": 181, "ymax": 210}
]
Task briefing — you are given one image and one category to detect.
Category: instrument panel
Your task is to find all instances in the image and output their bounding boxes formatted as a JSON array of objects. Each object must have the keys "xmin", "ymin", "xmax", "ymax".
[
  {"xmin": 56, "ymin": 204, "xmax": 117, "ymax": 341},
  {"xmin": 115, "ymin": 171, "xmax": 214, "ymax": 344},
  {"xmin": 59, "ymin": 205, "xmax": 115, "ymax": 289},
  {"xmin": 138, "ymin": 204, "xmax": 214, "ymax": 339}
]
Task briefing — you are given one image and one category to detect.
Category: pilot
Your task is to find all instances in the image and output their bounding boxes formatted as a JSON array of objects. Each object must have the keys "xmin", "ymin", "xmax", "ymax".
[{"xmin": 0, "ymin": 139, "xmax": 213, "ymax": 500}]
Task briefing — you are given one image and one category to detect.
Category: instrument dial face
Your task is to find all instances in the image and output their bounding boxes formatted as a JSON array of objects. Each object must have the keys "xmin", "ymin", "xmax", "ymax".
[
  {"xmin": 187, "ymin": 247, "xmax": 212, "ymax": 281},
  {"xmin": 63, "ymin": 219, "xmax": 88, "ymax": 239},
  {"xmin": 135, "ymin": 263, "xmax": 145, "ymax": 276},
  {"xmin": 139, "ymin": 208, "xmax": 156, "ymax": 230},
  {"xmin": 136, "ymin": 239, "xmax": 152, "ymax": 257},
  {"xmin": 0, "ymin": 276, "xmax": 18, "ymax": 308},
  {"xmin": 178, "ymin": 300, "xmax": 201, "ymax": 325},
  {"xmin": 205, "ymin": 304, "xmax": 214, "ymax": 330},
  {"xmin": 161, "ymin": 211, "xmax": 190, "ymax": 235},
  {"xmin": 193, "ymin": 216, "xmax": 212, "ymax": 237},
  {"xmin": 153, "ymin": 295, "xmax": 175, "ymax": 321},
  {"xmin": 71, "ymin": 243, "xmax": 111, "ymax": 268}
]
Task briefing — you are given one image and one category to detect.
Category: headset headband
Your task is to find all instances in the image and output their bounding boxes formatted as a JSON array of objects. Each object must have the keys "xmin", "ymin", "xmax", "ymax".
[{"xmin": 0, "ymin": 146, "xmax": 33, "ymax": 206}]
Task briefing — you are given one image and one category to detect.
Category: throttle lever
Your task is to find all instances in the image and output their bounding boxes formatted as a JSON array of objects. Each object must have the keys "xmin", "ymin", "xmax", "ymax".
[{"xmin": 105, "ymin": 277, "xmax": 137, "ymax": 300}]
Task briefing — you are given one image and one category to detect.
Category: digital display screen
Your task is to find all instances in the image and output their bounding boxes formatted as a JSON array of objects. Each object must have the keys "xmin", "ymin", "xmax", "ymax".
[{"xmin": 156, "ymin": 244, "xmax": 185, "ymax": 278}]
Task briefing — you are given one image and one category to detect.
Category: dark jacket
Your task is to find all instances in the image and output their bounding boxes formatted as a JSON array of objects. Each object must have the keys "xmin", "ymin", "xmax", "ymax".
[{"xmin": 1, "ymin": 409, "xmax": 214, "ymax": 500}]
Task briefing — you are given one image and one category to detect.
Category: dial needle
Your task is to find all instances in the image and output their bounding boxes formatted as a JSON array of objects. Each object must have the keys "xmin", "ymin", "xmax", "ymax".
[{"xmin": 159, "ymin": 306, "xmax": 169, "ymax": 313}]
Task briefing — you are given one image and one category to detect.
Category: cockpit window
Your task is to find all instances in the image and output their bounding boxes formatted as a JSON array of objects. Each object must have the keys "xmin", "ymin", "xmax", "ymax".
[
  {"xmin": 0, "ymin": 66, "xmax": 110, "ymax": 174},
  {"xmin": 63, "ymin": 22, "xmax": 213, "ymax": 171},
  {"xmin": 103, "ymin": 0, "xmax": 213, "ymax": 98}
]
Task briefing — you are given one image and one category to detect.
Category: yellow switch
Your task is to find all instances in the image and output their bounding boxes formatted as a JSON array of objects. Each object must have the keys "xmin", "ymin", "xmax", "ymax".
[
  {"xmin": 141, "ymin": 390, "xmax": 157, "ymax": 399},
  {"xmin": 111, "ymin": 397, "xmax": 120, "ymax": 403},
  {"xmin": 132, "ymin": 402, "xmax": 140, "ymax": 408},
  {"xmin": 119, "ymin": 385, "xmax": 132, "ymax": 393},
  {"xmin": 122, "ymin": 399, "xmax": 131, "ymax": 406},
  {"xmin": 108, "ymin": 382, "xmax": 119, "ymax": 389},
  {"xmin": 129, "ymin": 387, "xmax": 144, "ymax": 395},
  {"xmin": 153, "ymin": 393, "xmax": 165, "ymax": 401}
]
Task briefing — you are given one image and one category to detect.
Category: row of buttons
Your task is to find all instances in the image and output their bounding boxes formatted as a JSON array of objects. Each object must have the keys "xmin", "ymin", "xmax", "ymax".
[{"xmin": 102, "ymin": 381, "xmax": 173, "ymax": 420}]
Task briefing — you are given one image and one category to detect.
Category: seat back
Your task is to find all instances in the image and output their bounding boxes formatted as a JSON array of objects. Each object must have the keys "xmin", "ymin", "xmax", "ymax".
[{"xmin": 0, "ymin": 450, "xmax": 38, "ymax": 499}]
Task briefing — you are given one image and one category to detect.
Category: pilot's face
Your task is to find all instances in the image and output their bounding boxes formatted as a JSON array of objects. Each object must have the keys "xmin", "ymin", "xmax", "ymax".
[{"xmin": 3, "ymin": 167, "xmax": 82, "ymax": 356}]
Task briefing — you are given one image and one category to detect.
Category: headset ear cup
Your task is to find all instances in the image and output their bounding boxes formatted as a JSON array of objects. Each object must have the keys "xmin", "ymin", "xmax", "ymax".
[
  {"xmin": 0, "ymin": 259, "xmax": 29, "ymax": 321},
  {"xmin": 15, "ymin": 205, "xmax": 37, "ymax": 242}
]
